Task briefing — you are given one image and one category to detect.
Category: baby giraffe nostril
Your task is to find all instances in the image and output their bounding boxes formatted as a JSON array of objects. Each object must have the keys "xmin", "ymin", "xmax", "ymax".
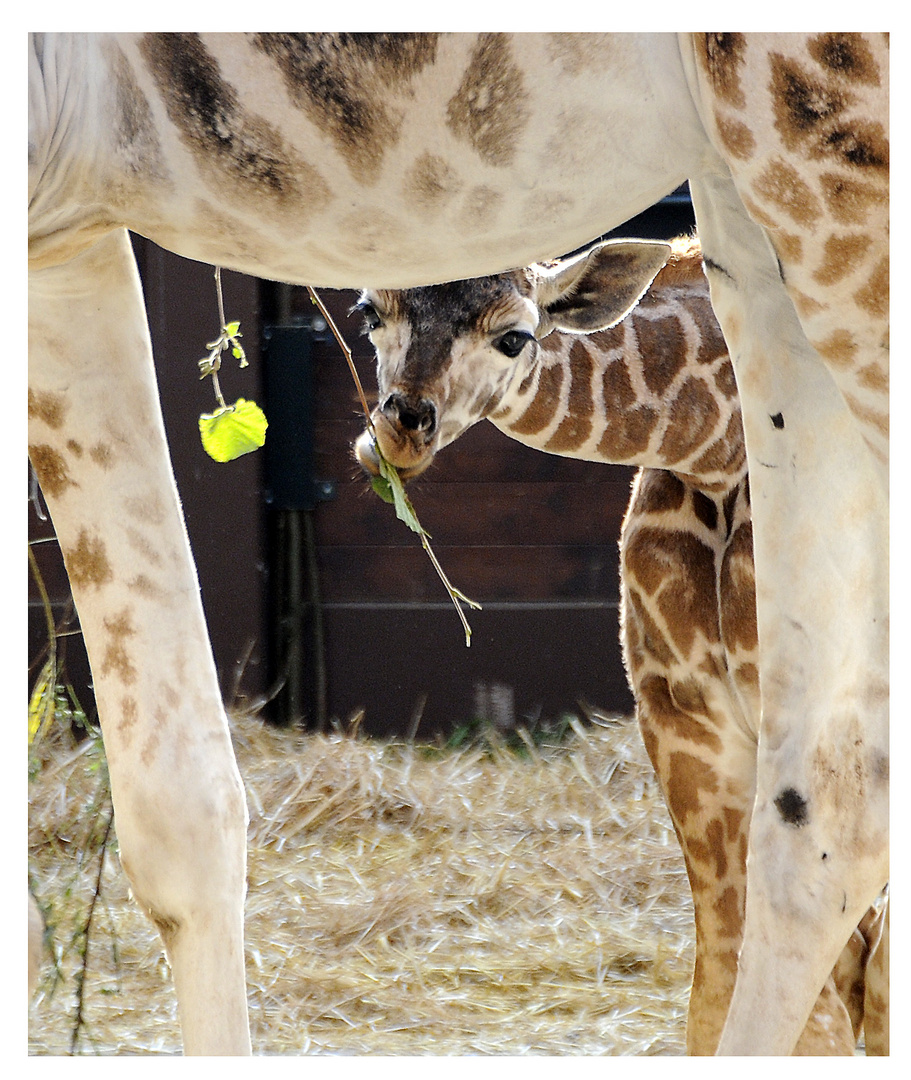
[{"xmin": 384, "ymin": 393, "xmax": 437, "ymax": 438}]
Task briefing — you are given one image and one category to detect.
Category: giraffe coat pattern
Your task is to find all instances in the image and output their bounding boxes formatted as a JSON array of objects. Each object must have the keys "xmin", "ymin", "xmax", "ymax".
[{"xmin": 29, "ymin": 33, "xmax": 888, "ymax": 1056}]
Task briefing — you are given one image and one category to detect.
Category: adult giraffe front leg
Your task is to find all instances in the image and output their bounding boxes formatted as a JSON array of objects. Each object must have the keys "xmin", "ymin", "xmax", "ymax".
[{"xmin": 29, "ymin": 229, "xmax": 251, "ymax": 1056}]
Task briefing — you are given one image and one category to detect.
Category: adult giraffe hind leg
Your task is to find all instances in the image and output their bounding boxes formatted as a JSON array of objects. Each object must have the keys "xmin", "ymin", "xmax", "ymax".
[
  {"xmin": 28, "ymin": 229, "xmax": 251, "ymax": 1055},
  {"xmin": 689, "ymin": 174, "xmax": 889, "ymax": 1057}
]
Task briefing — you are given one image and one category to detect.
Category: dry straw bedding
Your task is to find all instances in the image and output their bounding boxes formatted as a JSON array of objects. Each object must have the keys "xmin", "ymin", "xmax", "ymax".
[{"xmin": 28, "ymin": 714, "xmax": 694, "ymax": 1055}]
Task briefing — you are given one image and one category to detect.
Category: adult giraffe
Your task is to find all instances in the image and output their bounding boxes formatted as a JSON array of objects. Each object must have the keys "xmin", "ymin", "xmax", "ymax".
[{"xmin": 28, "ymin": 34, "xmax": 887, "ymax": 1055}]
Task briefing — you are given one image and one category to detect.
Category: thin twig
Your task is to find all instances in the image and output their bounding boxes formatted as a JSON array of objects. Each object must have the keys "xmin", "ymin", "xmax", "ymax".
[
  {"xmin": 306, "ymin": 286, "xmax": 374, "ymax": 424},
  {"xmin": 207, "ymin": 268, "xmax": 228, "ymax": 410},
  {"xmin": 215, "ymin": 266, "xmax": 226, "ymax": 328},
  {"xmin": 70, "ymin": 798, "xmax": 114, "ymax": 1054}
]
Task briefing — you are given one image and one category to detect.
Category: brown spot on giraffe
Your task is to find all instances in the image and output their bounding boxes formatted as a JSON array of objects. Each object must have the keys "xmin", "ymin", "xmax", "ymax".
[
  {"xmin": 639, "ymin": 678, "xmax": 723, "ymax": 754},
  {"xmin": 102, "ymin": 609, "xmax": 138, "ymax": 685},
  {"xmin": 29, "ymin": 444, "xmax": 77, "ymax": 499},
  {"xmin": 773, "ymin": 230, "xmax": 804, "ymax": 264},
  {"xmin": 106, "ymin": 40, "xmax": 167, "ymax": 182},
  {"xmin": 626, "ymin": 591, "xmax": 676, "ymax": 670},
  {"xmin": 714, "ymin": 114, "xmax": 755, "ymax": 160},
  {"xmin": 652, "ymin": 532, "xmax": 722, "ymax": 653},
  {"xmin": 814, "ymin": 328, "xmax": 857, "ymax": 368},
  {"xmin": 637, "ymin": 315, "xmax": 688, "ymax": 395},
  {"xmin": 696, "ymin": 34, "xmax": 748, "ymax": 109},
  {"xmin": 770, "ymin": 53, "xmax": 851, "ymax": 151},
  {"xmin": 690, "ymin": 435, "xmax": 745, "ymax": 483},
  {"xmin": 508, "ymin": 363, "xmax": 563, "ymax": 435},
  {"xmin": 697, "ymin": 817, "xmax": 729, "ymax": 880},
  {"xmin": 255, "ymin": 32, "xmax": 438, "ymax": 184},
  {"xmin": 791, "ymin": 290, "xmax": 826, "ymax": 320},
  {"xmin": 754, "ymin": 158, "xmax": 822, "ymax": 226},
  {"xmin": 128, "ymin": 574, "xmax": 164, "ymax": 599},
  {"xmin": 670, "ymin": 676, "xmax": 715, "ymax": 721},
  {"xmin": 90, "ymin": 442, "xmax": 115, "ymax": 469},
  {"xmin": 713, "ymin": 884, "xmax": 744, "ymax": 939},
  {"xmin": 141, "ymin": 33, "xmax": 331, "ymax": 207},
  {"xmin": 544, "ymin": 340, "xmax": 594, "ymax": 451},
  {"xmin": 545, "ymin": 32, "xmax": 611, "ymax": 76},
  {"xmin": 119, "ymin": 696, "xmax": 138, "ymax": 746},
  {"xmin": 446, "ymin": 34, "xmax": 530, "ymax": 168},
  {"xmin": 598, "ymin": 405, "xmax": 660, "ymax": 460},
  {"xmin": 720, "ymin": 522, "xmax": 758, "ymax": 653},
  {"xmin": 722, "ymin": 806, "xmax": 746, "ymax": 845},
  {"xmin": 807, "ymin": 34, "xmax": 883, "ymax": 88},
  {"xmin": 813, "ymin": 234, "xmax": 872, "ymax": 287},
  {"xmin": 820, "ymin": 172, "xmax": 888, "ymax": 225},
  {"xmin": 141, "ymin": 710, "xmax": 165, "ymax": 767},
  {"xmin": 690, "ymin": 489, "xmax": 719, "ymax": 532},
  {"xmin": 858, "ymin": 360, "xmax": 888, "ymax": 395},
  {"xmin": 124, "ymin": 526, "xmax": 164, "ymax": 568},
  {"xmin": 459, "ymin": 185, "xmax": 503, "ymax": 231},
  {"xmin": 854, "ymin": 256, "xmax": 889, "ymax": 320},
  {"xmin": 595, "ymin": 346, "xmax": 635, "ymax": 402},
  {"xmin": 712, "ymin": 361, "xmax": 739, "ymax": 400},
  {"xmin": 633, "ymin": 470, "xmax": 686, "ymax": 515},
  {"xmin": 66, "ymin": 529, "xmax": 113, "ymax": 589},
  {"xmin": 28, "ymin": 389, "xmax": 67, "ymax": 429},
  {"xmin": 693, "ymin": 309, "xmax": 729, "ymax": 367},
  {"xmin": 663, "ymin": 748, "xmax": 722, "ymax": 820},
  {"xmin": 404, "ymin": 152, "xmax": 464, "ymax": 213},
  {"xmin": 735, "ymin": 662, "xmax": 759, "ymax": 692},
  {"xmin": 659, "ymin": 378, "xmax": 722, "ymax": 465},
  {"xmin": 769, "ymin": 49, "xmax": 889, "ymax": 171}
]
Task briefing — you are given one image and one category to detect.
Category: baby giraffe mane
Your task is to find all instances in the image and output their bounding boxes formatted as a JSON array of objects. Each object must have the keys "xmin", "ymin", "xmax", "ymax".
[{"xmin": 652, "ymin": 233, "xmax": 705, "ymax": 289}]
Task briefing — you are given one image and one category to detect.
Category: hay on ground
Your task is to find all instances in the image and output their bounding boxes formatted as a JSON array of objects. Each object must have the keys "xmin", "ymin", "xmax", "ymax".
[{"xmin": 28, "ymin": 713, "xmax": 693, "ymax": 1055}]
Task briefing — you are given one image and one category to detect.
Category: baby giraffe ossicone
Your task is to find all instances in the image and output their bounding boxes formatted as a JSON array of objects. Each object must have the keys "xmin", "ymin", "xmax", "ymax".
[{"xmin": 354, "ymin": 236, "xmax": 888, "ymax": 1056}]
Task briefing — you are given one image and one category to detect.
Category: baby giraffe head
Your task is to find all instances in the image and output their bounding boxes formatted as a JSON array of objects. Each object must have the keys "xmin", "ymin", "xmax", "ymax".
[{"xmin": 353, "ymin": 238, "xmax": 671, "ymax": 479}]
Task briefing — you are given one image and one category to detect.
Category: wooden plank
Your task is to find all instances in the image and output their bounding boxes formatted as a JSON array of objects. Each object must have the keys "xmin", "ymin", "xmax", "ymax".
[
  {"xmin": 314, "ymin": 479, "xmax": 632, "ymax": 548},
  {"xmin": 316, "ymin": 543, "xmax": 622, "ymax": 604},
  {"xmin": 316, "ymin": 603, "xmax": 634, "ymax": 737}
]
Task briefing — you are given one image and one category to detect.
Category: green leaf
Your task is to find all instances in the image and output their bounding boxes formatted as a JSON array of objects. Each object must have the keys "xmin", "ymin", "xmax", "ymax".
[
  {"xmin": 370, "ymin": 474, "xmax": 395, "ymax": 504},
  {"xmin": 224, "ymin": 321, "xmax": 241, "ymax": 337},
  {"xmin": 377, "ymin": 455, "xmax": 423, "ymax": 534},
  {"xmin": 199, "ymin": 398, "xmax": 268, "ymax": 462}
]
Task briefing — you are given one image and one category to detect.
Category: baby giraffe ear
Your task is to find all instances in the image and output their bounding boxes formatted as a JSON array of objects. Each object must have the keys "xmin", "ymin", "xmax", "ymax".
[{"xmin": 536, "ymin": 239, "xmax": 672, "ymax": 336}]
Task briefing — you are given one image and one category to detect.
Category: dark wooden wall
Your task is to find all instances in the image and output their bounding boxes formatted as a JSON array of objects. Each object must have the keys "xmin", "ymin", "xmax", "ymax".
[{"xmin": 29, "ymin": 191, "xmax": 694, "ymax": 739}]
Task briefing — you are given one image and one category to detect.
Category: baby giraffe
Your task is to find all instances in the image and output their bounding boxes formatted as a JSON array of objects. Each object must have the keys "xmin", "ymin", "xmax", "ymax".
[{"xmin": 353, "ymin": 236, "xmax": 888, "ymax": 1056}]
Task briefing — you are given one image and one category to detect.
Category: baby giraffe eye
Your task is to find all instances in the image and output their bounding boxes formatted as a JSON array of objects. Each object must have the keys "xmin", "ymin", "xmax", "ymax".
[
  {"xmin": 495, "ymin": 330, "xmax": 533, "ymax": 358},
  {"xmin": 354, "ymin": 300, "xmax": 382, "ymax": 334}
]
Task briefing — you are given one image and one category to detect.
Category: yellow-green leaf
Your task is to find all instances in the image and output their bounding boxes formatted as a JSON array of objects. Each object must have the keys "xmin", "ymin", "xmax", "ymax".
[{"xmin": 199, "ymin": 398, "xmax": 268, "ymax": 462}]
